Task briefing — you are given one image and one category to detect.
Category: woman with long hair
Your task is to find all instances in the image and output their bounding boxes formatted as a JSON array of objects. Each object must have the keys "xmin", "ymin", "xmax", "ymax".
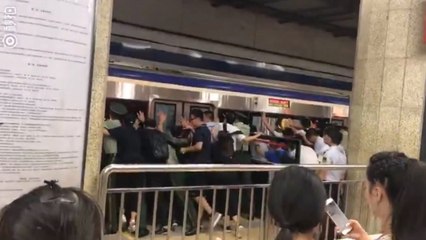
[{"xmin": 345, "ymin": 151, "xmax": 426, "ymax": 240}]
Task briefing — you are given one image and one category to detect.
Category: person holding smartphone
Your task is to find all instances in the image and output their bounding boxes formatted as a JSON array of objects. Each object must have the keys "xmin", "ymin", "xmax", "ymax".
[{"xmin": 342, "ymin": 152, "xmax": 426, "ymax": 240}]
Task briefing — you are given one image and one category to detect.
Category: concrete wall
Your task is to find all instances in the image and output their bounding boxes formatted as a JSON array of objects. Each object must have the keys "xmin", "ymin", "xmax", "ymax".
[{"xmin": 112, "ymin": 0, "xmax": 357, "ymax": 72}]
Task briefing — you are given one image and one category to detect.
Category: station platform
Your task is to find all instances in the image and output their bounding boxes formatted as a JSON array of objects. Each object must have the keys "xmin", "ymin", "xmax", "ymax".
[{"xmin": 104, "ymin": 219, "xmax": 267, "ymax": 240}]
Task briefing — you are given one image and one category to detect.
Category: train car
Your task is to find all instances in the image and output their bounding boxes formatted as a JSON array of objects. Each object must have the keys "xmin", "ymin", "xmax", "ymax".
[
  {"xmin": 106, "ymin": 67, "xmax": 350, "ymax": 132},
  {"xmin": 106, "ymin": 37, "xmax": 351, "ymax": 132}
]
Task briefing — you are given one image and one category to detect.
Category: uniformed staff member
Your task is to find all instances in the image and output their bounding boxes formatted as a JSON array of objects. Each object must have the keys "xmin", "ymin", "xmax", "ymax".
[{"xmin": 101, "ymin": 102, "xmax": 128, "ymax": 170}]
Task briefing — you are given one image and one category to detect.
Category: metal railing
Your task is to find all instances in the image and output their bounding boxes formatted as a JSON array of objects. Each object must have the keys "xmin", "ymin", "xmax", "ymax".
[{"xmin": 98, "ymin": 164, "xmax": 367, "ymax": 240}]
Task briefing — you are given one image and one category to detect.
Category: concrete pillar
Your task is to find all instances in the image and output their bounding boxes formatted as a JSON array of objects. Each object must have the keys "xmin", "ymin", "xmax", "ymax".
[
  {"xmin": 83, "ymin": 0, "xmax": 113, "ymax": 196},
  {"xmin": 348, "ymin": 0, "xmax": 426, "ymax": 232}
]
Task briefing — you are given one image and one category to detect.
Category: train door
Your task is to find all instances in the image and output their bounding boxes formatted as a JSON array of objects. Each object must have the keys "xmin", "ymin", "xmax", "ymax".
[{"xmin": 183, "ymin": 103, "xmax": 214, "ymax": 119}]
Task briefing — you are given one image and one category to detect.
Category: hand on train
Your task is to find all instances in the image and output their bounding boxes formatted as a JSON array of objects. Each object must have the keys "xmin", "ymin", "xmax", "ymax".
[
  {"xmin": 137, "ymin": 111, "xmax": 145, "ymax": 123},
  {"xmin": 337, "ymin": 220, "xmax": 369, "ymax": 240},
  {"xmin": 158, "ymin": 111, "xmax": 167, "ymax": 123}
]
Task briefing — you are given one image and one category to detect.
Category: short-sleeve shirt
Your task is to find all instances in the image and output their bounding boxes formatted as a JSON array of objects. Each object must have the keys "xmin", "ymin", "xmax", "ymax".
[
  {"xmin": 314, "ymin": 136, "xmax": 330, "ymax": 156},
  {"xmin": 324, "ymin": 145, "xmax": 347, "ymax": 181},
  {"xmin": 108, "ymin": 126, "xmax": 143, "ymax": 164},
  {"xmin": 188, "ymin": 124, "xmax": 212, "ymax": 164},
  {"xmin": 294, "ymin": 145, "xmax": 319, "ymax": 165},
  {"xmin": 233, "ymin": 122, "xmax": 251, "ymax": 151}
]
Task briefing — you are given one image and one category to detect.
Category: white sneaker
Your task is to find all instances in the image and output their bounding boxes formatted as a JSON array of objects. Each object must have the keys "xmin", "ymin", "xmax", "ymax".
[
  {"xmin": 128, "ymin": 219, "xmax": 136, "ymax": 233},
  {"xmin": 235, "ymin": 225, "xmax": 244, "ymax": 239}
]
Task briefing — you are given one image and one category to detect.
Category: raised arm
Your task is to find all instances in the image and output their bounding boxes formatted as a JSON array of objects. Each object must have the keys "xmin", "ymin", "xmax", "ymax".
[{"xmin": 157, "ymin": 111, "xmax": 167, "ymax": 132}]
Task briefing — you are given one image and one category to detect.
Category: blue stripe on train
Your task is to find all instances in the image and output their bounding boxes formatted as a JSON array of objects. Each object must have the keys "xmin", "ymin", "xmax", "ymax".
[
  {"xmin": 110, "ymin": 42, "xmax": 353, "ymax": 91},
  {"xmin": 108, "ymin": 68, "xmax": 350, "ymax": 105}
]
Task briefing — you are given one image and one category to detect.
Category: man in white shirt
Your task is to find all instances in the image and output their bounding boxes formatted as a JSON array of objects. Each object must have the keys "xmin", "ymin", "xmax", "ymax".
[
  {"xmin": 306, "ymin": 128, "xmax": 330, "ymax": 156},
  {"xmin": 212, "ymin": 121, "xmax": 261, "ymax": 151},
  {"xmin": 320, "ymin": 126, "xmax": 347, "ymax": 240},
  {"xmin": 296, "ymin": 145, "xmax": 319, "ymax": 165},
  {"xmin": 321, "ymin": 126, "xmax": 347, "ymax": 181}
]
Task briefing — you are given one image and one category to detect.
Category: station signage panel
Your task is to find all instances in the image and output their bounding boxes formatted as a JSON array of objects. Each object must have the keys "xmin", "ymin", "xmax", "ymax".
[{"xmin": 268, "ymin": 98, "xmax": 290, "ymax": 108}]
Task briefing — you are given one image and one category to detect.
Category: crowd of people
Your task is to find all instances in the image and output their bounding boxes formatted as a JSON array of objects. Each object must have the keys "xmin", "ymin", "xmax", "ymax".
[
  {"xmin": 99, "ymin": 102, "xmax": 350, "ymax": 238},
  {"xmin": 102, "ymin": 103, "xmax": 264, "ymax": 237},
  {"xmin": 6, "ymin": 102, "xmax": 426, "ymax": 240}
]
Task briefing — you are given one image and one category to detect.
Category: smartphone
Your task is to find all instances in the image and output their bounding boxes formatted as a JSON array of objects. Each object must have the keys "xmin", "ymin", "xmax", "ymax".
[{"xmin": 325, "ymin": 198, "xmax": 352, "ymax": 235}]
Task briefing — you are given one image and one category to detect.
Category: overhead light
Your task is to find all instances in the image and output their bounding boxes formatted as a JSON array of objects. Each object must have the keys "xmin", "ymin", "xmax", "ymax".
[
  {"xmin": 209, "ymin": 93, "xmax": 220, "ymax": 101},
  {"xmin": 256, "ymin": 62, "xmax": 266, "ymax": 68},
  {"xmin": 225, "ymin": 59, "xmax": 238, "ymax": 65},
  {"xmin": 189, "ymin": 51, "xmax": 203, "ymax": 58},
  {"xmin": 122, "ymin": 42, "xmax": 151, "ymax": 50},
  {"xmin": 272, "ymin": 65, "xmax": 285, "ymax": 71}
]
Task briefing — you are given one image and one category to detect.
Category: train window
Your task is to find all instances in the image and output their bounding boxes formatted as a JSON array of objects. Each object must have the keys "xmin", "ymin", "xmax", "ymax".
[
  {"xmin": 252, "ymin": 116, "xmax": 262, "ymax": 131},
  {"xmin": 331, "ymin": 119, "xmax": 344, "ymax": 126},
  {"xmin": 183, "ymin": 103, "xmax": 214, "ymax": 119},
  {"xmin": 189, "ymin": 106, "xmax": 210, "ymax": 117},
  {"xmin": 105, "ymin": 98, "xmax": 148, "ymax": 119},
  {"xmin": 154, "ymin": 102, "xmax": 176, "ymax": 132}
]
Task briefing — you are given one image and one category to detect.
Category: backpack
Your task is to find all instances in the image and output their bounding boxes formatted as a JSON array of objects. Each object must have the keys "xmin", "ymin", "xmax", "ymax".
[
  {"xmin": 149, "ymin": 130, "xmax": 169, "ymax": 163},
  {"xmin": 215, "ymin": 123, "xmax": 243, "ymax": 163}
]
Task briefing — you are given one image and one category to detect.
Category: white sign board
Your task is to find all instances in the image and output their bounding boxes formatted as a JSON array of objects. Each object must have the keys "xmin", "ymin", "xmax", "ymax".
[{"xmin": 0, "ymin": 0, "xmax": 95, "ymax": 208}]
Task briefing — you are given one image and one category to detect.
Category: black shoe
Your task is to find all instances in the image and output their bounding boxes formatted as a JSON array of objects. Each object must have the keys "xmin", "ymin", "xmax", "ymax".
[
  {"xmin": 185, "ymin": 227, "xmax": 197, "ymax": 236},
  {"xmin": 138, "ymin": 228, "xmax": 150, "ymax": 238},
  {"xmin": 155, "ymin": 227, "xmax": 167, "ymax": 235}
]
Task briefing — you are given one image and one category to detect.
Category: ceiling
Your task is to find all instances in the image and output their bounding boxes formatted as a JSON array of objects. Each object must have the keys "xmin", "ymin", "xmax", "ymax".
[{"xmin": 210, "ymin": 0, "xmax": 360, "ymax": 38}]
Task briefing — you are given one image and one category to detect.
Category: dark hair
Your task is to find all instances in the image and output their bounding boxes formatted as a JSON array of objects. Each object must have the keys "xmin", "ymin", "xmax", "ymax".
[
  {"xmin": 204, "ymin": 110, "xmax": 214, "ymax": 121},
  {"xmin": 281, "ymin": 127, "xmax": 294, "ymax": 137},
  {"xmin": 275, "ymin": 117, "xmax": 284, "ymax": 128},
  {"xmin": 306, "ymin": 128, "xmax": 319, "ymax": 139},
  {"xmin": 299, "ymin": 118, "xmax": 311, "ymax": 129},
  {"xmin": 190, "ymin": 109, "xmax": 204, "ymax": 121},
  {"xmin": 268, "ymin": 166, "xmax": 326, "ymax": 240},
  {"xmin": 144, "ymin": 118, "xmax": 157, "ymax": 128},
  {"xmin": 0, "ymin": 181, "xmax": 102, "ymax": 240},
  {"xmin": 323, "ymin": 126, "xmax": 342, "ymax": 145},
  {"xmin": 392, "ymin": 164, "xmax": 426, "ymax": 239},
  {"xmin": 366, "ymin": 152, "xmax": 425, "ymax": 240},
  {"xmin": 122, "ymin": 113, "xmax": 136, "ymax": 127},
  {"xmin": 225, "ymin": 112, "xmax": 236, "ymax": 124}
]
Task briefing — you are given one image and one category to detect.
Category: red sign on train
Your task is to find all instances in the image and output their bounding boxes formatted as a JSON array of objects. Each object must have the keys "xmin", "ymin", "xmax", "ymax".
[{"xmin": 268, "ymin": 98, "xmax": 290, "ymax": 108}]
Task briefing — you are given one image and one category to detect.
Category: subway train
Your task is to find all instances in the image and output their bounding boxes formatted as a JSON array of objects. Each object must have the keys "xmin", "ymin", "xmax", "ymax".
[
  {"xmin": 105, "ymin": 69, "xmax": 350, "ymax": 133},
  {"xmin": 106, "ymin": 37, "xmax": 351, "ymax": 132}
]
